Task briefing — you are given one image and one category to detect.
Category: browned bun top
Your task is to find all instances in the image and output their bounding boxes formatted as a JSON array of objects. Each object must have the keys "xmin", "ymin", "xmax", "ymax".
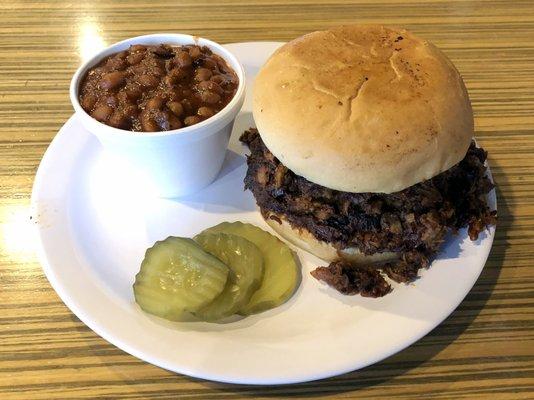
[{"xmin": 253, "ymin": 25, "xmax": 474, "ymax": 193}]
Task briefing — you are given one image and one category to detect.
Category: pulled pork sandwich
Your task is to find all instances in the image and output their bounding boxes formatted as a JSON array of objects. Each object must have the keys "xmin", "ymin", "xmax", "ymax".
[{"xmin": 240, "ymin": 25, "xmax": 496, "ymax": 297}]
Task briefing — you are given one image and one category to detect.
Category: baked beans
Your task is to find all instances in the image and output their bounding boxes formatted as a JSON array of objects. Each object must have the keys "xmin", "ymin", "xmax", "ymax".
[{"xmin": 79, "ymin": 44, "xmax": 239, "ymax": 132}]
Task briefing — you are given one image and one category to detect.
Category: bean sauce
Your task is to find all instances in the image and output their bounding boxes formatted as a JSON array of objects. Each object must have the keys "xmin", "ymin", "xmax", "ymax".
[{"xmin": 78, "ymin": 44, "xmax": 239, "ymax": 132}]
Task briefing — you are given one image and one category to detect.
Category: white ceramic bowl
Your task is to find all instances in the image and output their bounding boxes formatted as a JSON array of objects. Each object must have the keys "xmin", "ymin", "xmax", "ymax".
[{"xmin": 70, "ymin": 33, "xmax": 246, "ymax": 198}]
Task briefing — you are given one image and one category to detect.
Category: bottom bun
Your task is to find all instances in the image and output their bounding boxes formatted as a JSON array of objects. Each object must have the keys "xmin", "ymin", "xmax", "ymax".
[{"xmin": 264, "ymin": 212, "xmax": 398, "ymax": 265}]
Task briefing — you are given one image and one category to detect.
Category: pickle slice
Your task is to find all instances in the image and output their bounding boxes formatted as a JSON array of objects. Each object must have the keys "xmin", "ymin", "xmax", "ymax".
[
  {"xmin": 202, "ymin": 222, "xmax": 299, "ymax": 315},
  {"xmin": 193, "ymin": 233, "xmax": 264, "ymax": 321},
  {"xmin": 133, "ymin": 237, "xmax": 229, "ymax": 321}
]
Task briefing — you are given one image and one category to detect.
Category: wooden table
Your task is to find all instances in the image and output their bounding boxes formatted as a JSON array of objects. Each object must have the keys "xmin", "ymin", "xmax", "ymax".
[{"xmin": 1, "ymin": 1, "xmax": 533, "ymax": 398}]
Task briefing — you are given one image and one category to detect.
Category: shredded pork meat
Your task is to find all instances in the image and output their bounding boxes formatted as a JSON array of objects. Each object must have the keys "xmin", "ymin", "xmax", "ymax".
[{"xmin": 240, "ymin": 128, "xmax": 496, "ymax": 297}]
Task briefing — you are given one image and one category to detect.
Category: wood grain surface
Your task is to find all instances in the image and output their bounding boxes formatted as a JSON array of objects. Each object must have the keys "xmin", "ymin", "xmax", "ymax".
[{"xmin": 1, "ymin": 0, "xmax": 533, "ymax": 398}]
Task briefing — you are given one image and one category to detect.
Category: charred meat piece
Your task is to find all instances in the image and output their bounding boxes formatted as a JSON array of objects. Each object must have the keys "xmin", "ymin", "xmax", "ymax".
[{"xmin": 311, "ymin": 261, "xmax": 391, "ymax": 297}]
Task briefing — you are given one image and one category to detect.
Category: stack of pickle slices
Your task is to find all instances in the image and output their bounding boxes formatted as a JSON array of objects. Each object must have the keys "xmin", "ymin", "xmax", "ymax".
[{"xmin": 133, "ymin": 222, "xmax": 300, "ymax": 322}]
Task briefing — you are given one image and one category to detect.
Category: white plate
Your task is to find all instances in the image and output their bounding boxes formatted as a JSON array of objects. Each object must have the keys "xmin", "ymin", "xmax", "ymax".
[{"xmin": 32, "ymin": 42, "xmax": 496, "ymax": 385}]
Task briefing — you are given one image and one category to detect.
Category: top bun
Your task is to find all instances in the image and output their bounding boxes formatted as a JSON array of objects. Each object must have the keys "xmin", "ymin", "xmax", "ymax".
[{"xmin": 253, "ymin": 25, "xmax": 474, "ymax": 193}]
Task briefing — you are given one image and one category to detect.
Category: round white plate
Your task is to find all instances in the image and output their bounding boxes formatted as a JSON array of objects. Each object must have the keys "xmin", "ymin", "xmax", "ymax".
[{"xmin": 32, "ymin": 42, "xmax": 496, "ymax": 385}]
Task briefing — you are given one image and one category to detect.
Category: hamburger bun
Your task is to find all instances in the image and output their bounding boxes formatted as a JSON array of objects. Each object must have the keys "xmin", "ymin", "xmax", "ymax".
[
  {"xmin": 265, "ymin": 212, "xmax": 397, "ymax": 265},
  {"xmin": 253, "ymin": 24, "xmax": 474, "ymax": 194}
]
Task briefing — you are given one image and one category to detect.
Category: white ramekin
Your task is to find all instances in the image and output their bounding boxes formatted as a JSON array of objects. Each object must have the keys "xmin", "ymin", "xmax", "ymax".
[{"xmin": 70, "ymin": 33, "xmax": 246, "ymax": 198}]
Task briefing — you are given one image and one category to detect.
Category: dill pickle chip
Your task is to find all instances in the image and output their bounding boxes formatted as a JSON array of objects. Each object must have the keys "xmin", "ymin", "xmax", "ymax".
[
  {"xmin": 133, "ymin": 237, "xmax": 229, "ymax": 321},
  {"xmin": 202, "ymin": 222, "xmax": 299, "ymax": 315},
  {"xmin": 193, "ymin": 233, "xmax": 264, "ymax": 321}
]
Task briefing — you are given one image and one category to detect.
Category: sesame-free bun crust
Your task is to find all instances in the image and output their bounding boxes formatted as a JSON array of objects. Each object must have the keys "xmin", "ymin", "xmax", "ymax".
[
  {"xmin": 265, "ymin": 212, "xmax": 397, "ymax": 265},
  {"xmin": 253, "ymin": 25, "xmax": 474, "ymax": 193}
]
